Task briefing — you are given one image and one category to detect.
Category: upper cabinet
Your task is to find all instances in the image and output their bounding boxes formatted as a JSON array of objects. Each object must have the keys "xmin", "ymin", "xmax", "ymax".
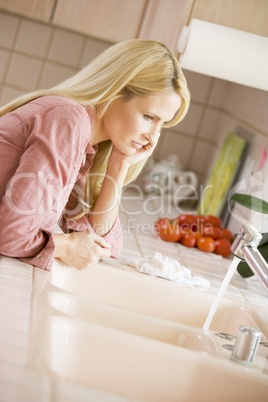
[
  {"xmin": 1, "ymin": 0, "xmax": 267, "ymax": 46},
  {"xmin": 138, "ymin": 0, "xmax": 194, "ymax": 53},
  {"xmin": 0, "ymin": 0, "xmax": 55, "ymax": 22},
  {"xmin": 191, "ymin": 0, "xmax": 268, "ymax": 37},
  {"xmin": 52, "ymin": 0, "xmax": 147, "ymax": 43}
]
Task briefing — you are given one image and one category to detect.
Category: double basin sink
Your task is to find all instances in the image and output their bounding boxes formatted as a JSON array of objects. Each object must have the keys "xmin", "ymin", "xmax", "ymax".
[{"xmin": 32, "ymin": 259, "xmax": 268, "ymax": 401}]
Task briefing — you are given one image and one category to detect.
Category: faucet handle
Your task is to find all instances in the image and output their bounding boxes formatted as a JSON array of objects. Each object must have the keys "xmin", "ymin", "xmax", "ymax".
[
  {"xmin": 230, "ymin": 326, "xmax": 262, "ymax": 366},
  {"xmin": 231, "ymin": 224, "xmax": 262, "ymax": 259}
]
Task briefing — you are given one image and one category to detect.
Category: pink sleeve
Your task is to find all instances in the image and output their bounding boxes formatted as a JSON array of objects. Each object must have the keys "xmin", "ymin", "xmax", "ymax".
[
  {"xmin": 0, "ymin": 104, "xmax": 90, "ymax": 270},
  {"xmin": 102, "ymin": 216, "xmax": 123, "ymax": 258}
]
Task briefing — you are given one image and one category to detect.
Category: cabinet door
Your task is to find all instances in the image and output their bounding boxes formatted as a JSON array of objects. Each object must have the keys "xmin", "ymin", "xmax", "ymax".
[
  {"xmin": 53, "ymin": 0, "xmax": 147, "ymax": 43},
  {"xmin": 0, "ymin": 0, "xmax": 56, "ymax": 22},
  {"xmin": 191, "ymin": 0, "xmax": 268, "ymax": 37},
  {"xmin": 138, "ymin": 0, "xmax": 194, "ymax": 54}
]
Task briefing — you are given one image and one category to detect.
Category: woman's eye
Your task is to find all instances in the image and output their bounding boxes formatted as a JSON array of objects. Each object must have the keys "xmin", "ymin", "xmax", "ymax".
[{"xmin": 144, "ymin": 114, "xmax": 153, "ymax": 121}]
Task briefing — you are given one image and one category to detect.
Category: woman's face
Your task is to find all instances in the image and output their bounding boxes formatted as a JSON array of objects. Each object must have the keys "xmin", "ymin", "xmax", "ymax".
[{"xmin": 101, "ymin": 91, "xmax": 182, "ymax": 156}]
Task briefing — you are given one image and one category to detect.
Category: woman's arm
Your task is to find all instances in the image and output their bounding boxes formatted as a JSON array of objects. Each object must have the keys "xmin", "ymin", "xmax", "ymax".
[
  {"xmin": 90, "ymin": 136, "xmax": 160, "ymax": 236},
  {"xmin": 90, "ymin": 153, "xmax": 128, "ymax": 236}
]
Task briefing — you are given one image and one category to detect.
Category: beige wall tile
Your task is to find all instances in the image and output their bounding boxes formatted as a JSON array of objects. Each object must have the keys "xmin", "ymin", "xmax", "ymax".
[
  {"xmin": 199, "ymin": 109, "xmax": 222, "ymax": 143},
  {"xmin": 39, "ymin": 62, "xmax": 76, "ymax": 89},
  {"xmin": 0, "ymin": 86, "xmax": 26, "ymax": 107},
  {"xmin": 223, "ymin": 83, "xmax": 268, "ymax": 134},
  {"xmin": 48, "ymin": 28, "xmax": 85, "ymax": 68},
  {"xmin": 189, "ymin": 140, "xmax": 216, "ymax": 175},
  {"xmin": 80, "ymin": 37, "xmax": 111, "ymax": 68},
  {"xmin": 184, "ymin": 70, "xmax": 213, "ymax": 103},
  {"xmin": 208, "ymin": 79, "xmax": 228, "ymax": 108},
  {"xmin": 155, "ymin": 130, "xmax": 195, "ymax": 169},
  {"xmin": 174, "ymin": 103, "xmax": 204, "ymax": 136},
  {"xmin": 5, "ymin": 53, "xmax": 42, "ymax": 90},
  {"xmin": 0, "ymin": 12, "xmax": 19, "ymax": 48},
  {"xmin": 15, "ymin": 19, "xmax": 52, "ymax": 58},
  {"xmin": 0, "ymin": 48, "xmax": 9, "ymax": 81}
]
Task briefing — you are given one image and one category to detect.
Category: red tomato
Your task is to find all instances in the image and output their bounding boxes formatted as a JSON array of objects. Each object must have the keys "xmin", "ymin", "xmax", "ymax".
[
  {"xmin": 214, "ymin": 239, "xmax": 232, "ymax": 257},
  {"xmin": 179, "ymin": 225, "xmax": 191, "ymax": 235},
  {"xmin": 221, "ymin": 228, "xmax": 234, "ymax": 242},
  {"xmin": 197, "ymin": 236, "xmax": 216, "ymax": 253},
  {"xmin": 194, "ymin": 232, "xmax": 203, "ymax": 242},
  {"xmin": 181, "ymin": 233, "xmax": 196, "ymax": 248},
  {"xmin": 196, "ymin": 214, "xmax": 205, "ymax": 223},
  {"xmin": 153, "ymin": 218, "xmax": 169, "ymax": 234},
  {"xmin": 204, "ymin": 215, "xmax": 222, "ymax": 228},
  {"xmin": 202, "ymin": 225, "xmax": 223, "ymax": 240},
  {"xmin": 195, "ymin": 214, "xmax": 206, "ymax": 232},
  {"xmin": 176, "ymin": 214, "xmax": 197, "ymax": 232},
  {"xmin": 159, "ymin": 222, "xmax": 182, "ymax": 242}
]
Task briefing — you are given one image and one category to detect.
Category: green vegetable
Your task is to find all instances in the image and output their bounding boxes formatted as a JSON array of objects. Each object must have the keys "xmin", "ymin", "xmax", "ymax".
[{"xmin": 229, "ymin": 193, "xmax": 268, "ymax": 214}]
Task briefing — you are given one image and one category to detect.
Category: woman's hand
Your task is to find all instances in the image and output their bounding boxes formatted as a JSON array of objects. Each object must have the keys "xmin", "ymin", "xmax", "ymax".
[
  {"xmin": 54, "ymin": 231, "xmax": 112, "ymax": 269},
  {"xmin": 110, "ymin": 133, "xmax": 160, "ymax": 168}
]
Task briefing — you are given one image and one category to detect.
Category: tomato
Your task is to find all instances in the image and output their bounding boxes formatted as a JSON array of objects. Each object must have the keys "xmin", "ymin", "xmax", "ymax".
[
  {"xmin": 202, "ymin": 225, "xmax": 223, "ymax": 240},
  {"xmin": 176, "ymin": 214, "xmax": 197, "ymax": 232},
  {"xmin": 196, "ymin": 214, "xmax": 205, "ymax": 223},
  {"xmin": 221, "ymin": 228, "xmax": 234, "ymax": 242},
  {"xmin": 194, "ymin": 232, "xmax": 203, "ymax": 242},
  {"xmin": 181, "ymin": 233, "xmax": 196, "ymax": 248},
  {"xmin": 195, "ymin": 214, "xmax": 206, "ymax": 232},
  {"xmin": 214, "ymin": 239, "xmax": 232, "ymax": 257},
  {"xmin": 153, "ymin": 218, "xmax": 169, "ymax": 234},
  {"xmin": 197, "ymin": 236, "xmax": 216, "ymax": 253},
  {"xmin": 179, "ymin": 225, "xmax": 191, "ymax": 235},
  {"xmin": 159, "ymin": 221, "xmax": 182, "ymax": 242},
  {"xmin": 204, "ymin": 215, "xmax": 222, "ymax": 228}
]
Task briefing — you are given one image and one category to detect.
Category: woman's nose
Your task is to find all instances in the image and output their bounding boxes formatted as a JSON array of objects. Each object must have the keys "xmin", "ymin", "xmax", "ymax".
[{"xmin": 148, "ymin": 126, "xmax": 161, "ymax": 142}]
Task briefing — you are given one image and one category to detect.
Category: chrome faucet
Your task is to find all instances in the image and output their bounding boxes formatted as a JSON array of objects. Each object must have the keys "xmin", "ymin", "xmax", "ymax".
[{"xmin": 231, "ymin": 224, "xmax": 268, "ymax": 293}]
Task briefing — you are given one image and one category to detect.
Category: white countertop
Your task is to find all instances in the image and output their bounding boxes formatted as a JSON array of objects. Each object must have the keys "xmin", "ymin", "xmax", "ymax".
[{"xmin": 1, "ymin": 190, "xmax": 267, "ymax": 401}]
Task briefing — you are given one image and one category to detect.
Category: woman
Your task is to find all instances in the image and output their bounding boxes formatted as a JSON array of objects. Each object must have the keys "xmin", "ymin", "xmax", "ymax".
[{"xmin": 0, "ymin": 39, "xmax": 190, "ymax": 270}]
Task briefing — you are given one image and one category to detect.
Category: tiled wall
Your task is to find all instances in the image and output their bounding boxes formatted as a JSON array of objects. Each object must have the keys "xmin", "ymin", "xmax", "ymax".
[
  {"xmin": 0, "ymin": 11, "xmax": 111, "ymax": 106},
  {"xmin": 1, "ymin": 9, "xmax": 268, "ymax": 224}
]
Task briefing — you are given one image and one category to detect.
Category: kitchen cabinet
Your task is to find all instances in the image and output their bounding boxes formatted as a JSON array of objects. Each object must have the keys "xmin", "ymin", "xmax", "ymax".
[
  {"xmin": 0, "ymin": 0, "xmax": 267, "ymax": 46},
  {"xmin": 191, "ymin": 0, "xmax": 268, "ymax": 37},
  {"xmin": 138, "ymin": 0, "xmax": 194, "ymax": 53},
  {"xmin": 0, "ymin": 0, "xmax": 56, "ymax": 22},
  {"xmin": 52, "ymin": 0, "xmax": 147, "ymax": 43},
  {"xmin": 138, "ymin": 0, "xmax": 268, "ymax": 55}
]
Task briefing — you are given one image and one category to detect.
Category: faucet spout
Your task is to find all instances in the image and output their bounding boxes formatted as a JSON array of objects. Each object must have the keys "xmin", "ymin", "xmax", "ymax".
[{"xmin": 231, "ymin": 224, "xmax": 268, "ymax": 293}]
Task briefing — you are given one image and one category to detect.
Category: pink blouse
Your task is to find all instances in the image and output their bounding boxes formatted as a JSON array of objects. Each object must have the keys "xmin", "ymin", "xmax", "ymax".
[{"xmin": 0, "ymin": 95, "xmax": 122, "ymax": 270}]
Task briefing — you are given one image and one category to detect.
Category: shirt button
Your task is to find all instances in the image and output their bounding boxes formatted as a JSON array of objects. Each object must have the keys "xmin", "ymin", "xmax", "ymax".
[{"xmin": 37, "ymin": 255, "xmax": 42, "ymax": 260}]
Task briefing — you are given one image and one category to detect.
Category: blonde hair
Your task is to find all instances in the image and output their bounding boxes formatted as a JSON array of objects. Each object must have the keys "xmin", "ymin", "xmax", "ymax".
[{"xmin": 0, "ymin": 39, "xmax": 190, "ymax": 215}]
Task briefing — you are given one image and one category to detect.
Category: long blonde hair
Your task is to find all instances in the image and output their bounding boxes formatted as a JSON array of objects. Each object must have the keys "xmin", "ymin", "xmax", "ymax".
[{"xmin": 0, "ymin": 39, "xmax": 190, "ymax": 215}]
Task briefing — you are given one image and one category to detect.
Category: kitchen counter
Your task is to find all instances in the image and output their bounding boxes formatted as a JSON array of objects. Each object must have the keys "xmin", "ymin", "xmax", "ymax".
[{"xmin": 0, "ymin": 189, "xmax": 267, "ymax": 401}]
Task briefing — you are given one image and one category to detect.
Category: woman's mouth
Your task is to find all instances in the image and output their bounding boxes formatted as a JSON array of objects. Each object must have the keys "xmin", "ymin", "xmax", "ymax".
[{"xmin": 132, "ymin": 141, "xmax": 144, "ymax": 150}]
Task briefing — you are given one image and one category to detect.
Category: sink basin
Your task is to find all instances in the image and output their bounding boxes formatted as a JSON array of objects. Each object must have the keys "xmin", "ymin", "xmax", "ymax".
[
  {"xmin": 48, "ymin": 290, "xmax": 218, "ymax": 352},
  {"xmin": 30, "ymin": 261, "xmax": 268, "ymax": 401},
  {"xmin": 51, "ymin": 260, "xmax": 268, "ymax": 337},
  {"xmin": 42, "ymin": 314, "xmax": 268, "ymax": 402}
]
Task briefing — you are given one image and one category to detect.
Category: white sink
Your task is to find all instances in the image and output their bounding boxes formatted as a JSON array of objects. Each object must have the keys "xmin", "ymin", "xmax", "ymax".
[
  {"xmin": 51, "ymin": 261, "xmax": 268, "ymax": 337},
  {"xmin": 30, "ymin": 260, "xmax": 268, "ymax": 401},
  {"xmin": 42, "ymin": 314, "xmax": 268, "ymax": 402},
  {"xmin": 48, "ymin": 290, "xmax": 218, "ymax": 352}
]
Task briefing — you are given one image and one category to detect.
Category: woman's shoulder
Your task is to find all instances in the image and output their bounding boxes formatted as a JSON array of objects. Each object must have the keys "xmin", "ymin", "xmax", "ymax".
[
  {"xmin": 29, "ymin": 95, "xmax": 92, "ymax": 125},
  {"xmin": 31, "ymin": 95, "xmax": 85, "ymax": 112}
]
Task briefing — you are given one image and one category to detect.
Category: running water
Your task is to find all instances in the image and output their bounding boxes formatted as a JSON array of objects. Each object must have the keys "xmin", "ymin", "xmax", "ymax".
[{"xmin": 203, "ymin": 256, "xmax": 241, "ymax": 331}]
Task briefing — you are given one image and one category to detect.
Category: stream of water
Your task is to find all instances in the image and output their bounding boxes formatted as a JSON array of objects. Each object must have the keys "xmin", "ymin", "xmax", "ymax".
[{"xmin": 203, "ymin": 256, "xmax": 241, "ymax": 331}]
